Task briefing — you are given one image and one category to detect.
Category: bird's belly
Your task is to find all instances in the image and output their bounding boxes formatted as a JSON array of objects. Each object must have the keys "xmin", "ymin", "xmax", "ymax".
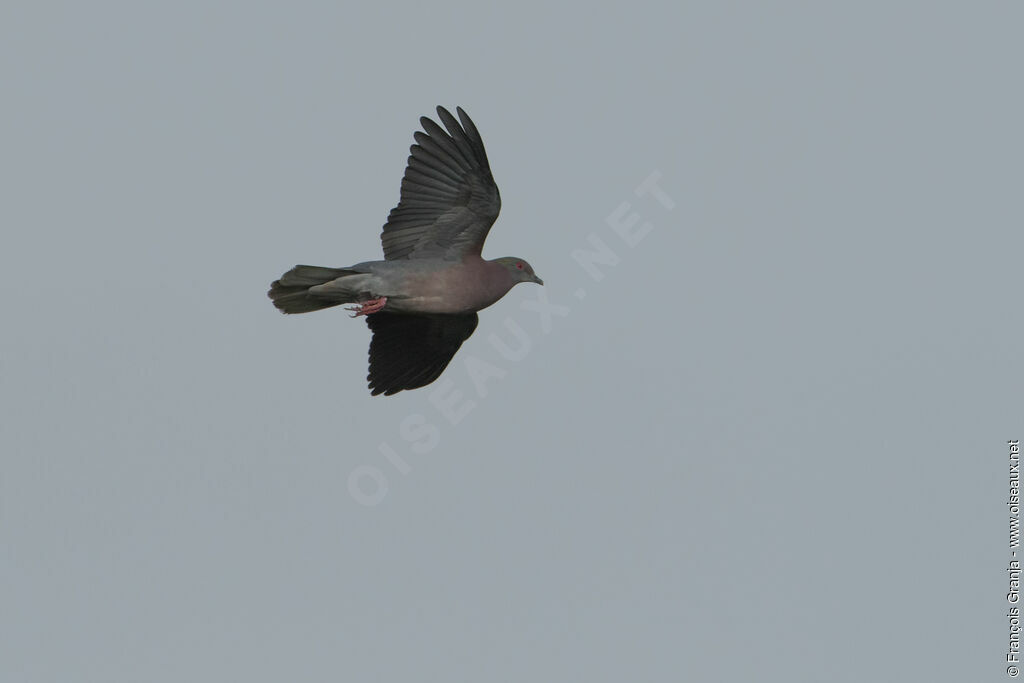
[
  {"xmin": 385, "ymin": 294, "xmax": 485, "ymax": 315},
  {"xmin": 383, "ymin": 268, "xmax": 500, "ymax": 315}
]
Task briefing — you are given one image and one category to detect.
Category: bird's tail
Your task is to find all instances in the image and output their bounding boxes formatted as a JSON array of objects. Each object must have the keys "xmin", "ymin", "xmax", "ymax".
[{"xmin": 268, "ymin": 265, "xmax": 361, "ymax": 314}]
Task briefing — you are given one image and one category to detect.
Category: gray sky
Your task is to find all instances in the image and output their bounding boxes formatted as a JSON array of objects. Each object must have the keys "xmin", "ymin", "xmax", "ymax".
[{"xmin": 2, "ymin": 2, "xmax": 1020, "ymax": 681}]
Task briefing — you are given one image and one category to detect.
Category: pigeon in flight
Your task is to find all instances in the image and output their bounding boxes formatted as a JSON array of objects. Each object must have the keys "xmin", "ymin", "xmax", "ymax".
[{"xmin": 269, "ymin": 106, "xmax": 542, "ymax": 395}]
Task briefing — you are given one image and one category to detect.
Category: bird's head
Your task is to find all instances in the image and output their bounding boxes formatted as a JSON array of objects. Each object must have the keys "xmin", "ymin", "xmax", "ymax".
[{"xmin": 495, "ymin": 257, "xmax": 543, "ymax": 286}]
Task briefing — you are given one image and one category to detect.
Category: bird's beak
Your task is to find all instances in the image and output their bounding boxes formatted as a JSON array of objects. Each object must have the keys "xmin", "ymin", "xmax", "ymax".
[{"xmin": 531, "ymin": 275, "xmax": 544, "ymax": 285}]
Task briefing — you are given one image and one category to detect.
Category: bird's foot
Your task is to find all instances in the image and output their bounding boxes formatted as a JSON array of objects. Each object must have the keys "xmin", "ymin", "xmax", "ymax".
[{"xmin": 346, "ymin": 297, "xmax": 387, "ymax": 317}]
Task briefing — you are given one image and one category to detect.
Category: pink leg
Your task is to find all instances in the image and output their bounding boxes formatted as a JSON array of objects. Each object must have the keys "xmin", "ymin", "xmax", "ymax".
[{"xmin": 345, "ymin": 296, "xmax": 388, "ymax": 317}]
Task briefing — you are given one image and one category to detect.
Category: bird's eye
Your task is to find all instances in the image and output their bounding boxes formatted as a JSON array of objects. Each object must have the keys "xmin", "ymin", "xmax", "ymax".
[{"xmin": 516, "ymin": 262, "xmax": 523, "ymax": 270}]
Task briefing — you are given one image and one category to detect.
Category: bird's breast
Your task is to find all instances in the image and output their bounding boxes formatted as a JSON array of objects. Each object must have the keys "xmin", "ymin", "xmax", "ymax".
[{"xmin": 385, "ymin": 261, "xmax": 511, "ymax": 315}]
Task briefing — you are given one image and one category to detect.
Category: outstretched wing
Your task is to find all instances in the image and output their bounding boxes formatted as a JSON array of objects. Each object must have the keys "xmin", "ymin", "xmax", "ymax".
[
  {"xmin": 380, "ymin": 106, "xmax": 501, "ymax": 261},
  {"xmin": 365, "ymin": 312, "xmax": 479, "ymax": 396}
]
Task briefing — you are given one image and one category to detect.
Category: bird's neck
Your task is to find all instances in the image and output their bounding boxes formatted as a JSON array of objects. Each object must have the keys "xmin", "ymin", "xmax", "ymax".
[{"xmin": 467, "ymin": 258, "xmax": 515, "ymax": 308}]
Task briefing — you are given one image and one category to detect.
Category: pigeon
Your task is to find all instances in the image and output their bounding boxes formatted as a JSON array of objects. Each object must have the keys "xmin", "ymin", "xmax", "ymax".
[{"xmin": 268, "ymin": 106, "xmax": 543, "ymax": 396}]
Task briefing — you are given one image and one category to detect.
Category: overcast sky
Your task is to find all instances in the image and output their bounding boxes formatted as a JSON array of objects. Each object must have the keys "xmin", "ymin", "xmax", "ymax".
[{"xmin": 2, "ymin": 2, "xmax": 1021, "ymax": 681}]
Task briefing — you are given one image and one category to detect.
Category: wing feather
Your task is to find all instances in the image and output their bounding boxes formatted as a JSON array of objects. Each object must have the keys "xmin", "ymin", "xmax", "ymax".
[
  {"xmin": 365, "ymin": 313, "xmax": 479, "ymax": 395},
  {"xmin": 380, "ymin": 106, "xmax": 501, "ymax": 261}
]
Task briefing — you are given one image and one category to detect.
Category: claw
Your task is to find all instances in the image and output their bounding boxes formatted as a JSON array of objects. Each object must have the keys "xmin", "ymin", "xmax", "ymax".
[{"xmin": 346, "ymin": 296, "xmax": 388, "ymax": 317}]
